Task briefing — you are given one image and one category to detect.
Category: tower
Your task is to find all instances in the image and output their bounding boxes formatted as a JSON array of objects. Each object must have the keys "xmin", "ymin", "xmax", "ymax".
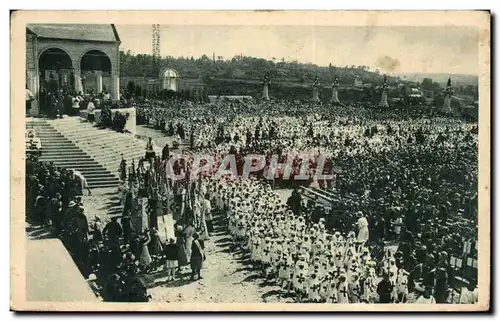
[
  {"xmin": 380, "ymin": 75, "xmax": 389, "ymax": 108},
  {"xmin": 152, "ymin": 24, "xmax": 161, "ymax": 58}
]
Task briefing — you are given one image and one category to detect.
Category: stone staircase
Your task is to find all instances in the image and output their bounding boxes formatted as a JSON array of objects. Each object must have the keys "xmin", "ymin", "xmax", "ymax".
[
  {"xmin": 48, "ymin": 118, "xmax": 162, "ymax": 178},
  {"xmin": 26, "ymin": 119, "xmax": 121, "ymax": 189}
]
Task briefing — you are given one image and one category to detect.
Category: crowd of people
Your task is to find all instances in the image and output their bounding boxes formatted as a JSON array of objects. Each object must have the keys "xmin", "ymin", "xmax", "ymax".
[
  {"xmin": 27, "ymin": 91, "xmax": 479, "ymax": 304},
  {"xmin": 26, "ymin": 154, "xmax": 160, "ymax": 302},
  {"xmin": 131, "ymin": 97, "xmax": 478, "ymax": 304}
]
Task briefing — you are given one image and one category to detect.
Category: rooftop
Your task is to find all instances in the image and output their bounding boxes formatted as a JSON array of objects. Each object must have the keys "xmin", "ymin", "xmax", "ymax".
[{"xmin": 27, "ymin": 24, "xmax": 120, "ymax": 43}]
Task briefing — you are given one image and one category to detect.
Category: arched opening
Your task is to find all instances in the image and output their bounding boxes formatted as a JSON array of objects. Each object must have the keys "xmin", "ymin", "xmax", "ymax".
[
  {"xmin": 80, "ymin": 50, "xmax": 112, "ymax": 95},
  {"xmin": 38, "ymin": 48, "xmax": 73, "ymax": 93},
  {"xmin": 38, "ymin": 48, "xmax": 74, "ymax": 115},
  {"xmin": 161, "ymin": 68, "xmax": 179, "ymax": 92}
]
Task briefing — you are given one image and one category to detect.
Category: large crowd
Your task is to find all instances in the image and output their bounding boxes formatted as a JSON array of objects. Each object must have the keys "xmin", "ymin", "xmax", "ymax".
[
  {"xmin": 27, "ymin": 94, "xmax": 479, "ymax": 304},
  {"xmin": 132, "ymin": 97, "xmax": 478, "ymax": 304}
]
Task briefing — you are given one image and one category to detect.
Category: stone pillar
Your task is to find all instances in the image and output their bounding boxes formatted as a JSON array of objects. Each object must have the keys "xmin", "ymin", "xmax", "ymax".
[
  {"xmin": 111, "ymin": 72, "xmax": 120, "ymax": 100},
  {"xmin": 442, "ymin": 94, "xmax": 452, "ymax": 114},
  {"xmin": 74, "ymin": 68, "xmax": 83, "ymax": 94},
  {"xmin": 26, "ymin": 70, "xmax": 39, "ymax": 116},
  {"xmin": 26, "ymin": 70, "xmax": 38, "ymax": 97},
  {"xmin": 380, "ymin": 90, "xmax": 389, "ymax": 108},
  {"xmin": 331, "ymin": 86, "xmax": 340, "ymax": 104},
  {"xmin": 262, "ymin": 84, "xmax": 270, "ymax": 100},
  {"xmin": 312, "ymin": 86, "xmax": 320, "ymax": 102},
  {"xmin": 95, "ymin": 71, "xmax": 103, "ymax": 94}
]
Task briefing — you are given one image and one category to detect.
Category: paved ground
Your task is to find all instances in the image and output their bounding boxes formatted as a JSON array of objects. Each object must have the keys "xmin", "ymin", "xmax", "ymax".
[
  {"xmin": 136, "ymin": 125, "xmax": 183, "ymax": 151},
  {"xmin": 147, "ymin": 215, "xmax": 294, "ymax": 304}
]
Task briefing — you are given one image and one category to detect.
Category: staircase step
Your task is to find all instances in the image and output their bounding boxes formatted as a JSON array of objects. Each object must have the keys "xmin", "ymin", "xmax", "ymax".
[
  {"xmin": 41, "ymin": 142, "xmax": 78, "ymax": 147},
  {"xmin": 93, "ymin": 151, "xmax": 145, "ymax": 161},
  {"xmin": 88, "ymin": 179, "xmax": 121, "ymax": 185},
  {"xmin": 89, "ymin": 183, "xmax": 120, "ymax": 189},
  {"xmin": 55, "ymin": 164, "xmax": 106, "ymax": 170},
  {"xmin": 39, "ymin": 157, "xmax": 95, "ymax": 163},
  {"xmin": 84, "ymin": 171, "xmax": 115, "ymax": 178},
  {"xmin": 40, "ymin": 159, "xmax": 97, "ymax": 166},
  {"xmin": 78, "ymin": 173, "xmax": 115, "ymax": 180},
  {"xmin": 41, "ymin": 151, "xmax": 88, "ymax": 157},
  {"xmin": 42, "ymin": 145, "xmax": 82, "ymax": 150}
]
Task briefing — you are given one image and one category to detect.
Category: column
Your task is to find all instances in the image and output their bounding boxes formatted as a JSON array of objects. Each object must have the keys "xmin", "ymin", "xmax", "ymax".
[
  {"xmin": 74, "ymin": 67, "xmax": 83, "ymax": 94},
  {"xmin": 442, "ymin": 94, "xmax": 452, "ymax": 114},
  {"xmin": 331, "ymin": 86, "xmax": 340, "ymax": 104},
  {"xmin": 262, "ymin": 84, "xmax": 270, "ymax": 100},
  {"xmin": 111, "ymin": 72, "xmax": 120, "ymax": 100},
  {"xmin": 380, "ymin": 90, "xmax": 389, "ymax": 108},
  {"xmin": 26, "ymin": 70, "xmax": 38, "ymax": 96},
  {"xmin": 95, "ymin": 70, "xmax": 103, "ymax": 94},
  {"xmin": 26, "ymin": 70, "xmax": 39, "ymax": 116},
  {"xmin": 312, "ymin": 87, "xmax": 320, "ymax": 102}
]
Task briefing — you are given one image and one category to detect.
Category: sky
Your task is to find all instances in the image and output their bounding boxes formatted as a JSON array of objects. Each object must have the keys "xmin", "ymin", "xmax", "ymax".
[{"xmin": 115, "ymin": 25, "xmax": 479, "ymax": 75}]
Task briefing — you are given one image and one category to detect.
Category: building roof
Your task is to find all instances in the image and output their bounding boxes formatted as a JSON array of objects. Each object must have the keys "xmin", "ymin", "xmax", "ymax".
[{"xmin": 27, "ymin": 24, "xmax": 120, "ymax": 43}]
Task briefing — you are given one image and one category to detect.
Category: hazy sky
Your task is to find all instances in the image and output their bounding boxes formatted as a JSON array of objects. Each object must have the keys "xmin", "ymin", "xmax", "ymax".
[{"xmin": 115, "ymin": 25, "xmax": 479, "ymax": 75}]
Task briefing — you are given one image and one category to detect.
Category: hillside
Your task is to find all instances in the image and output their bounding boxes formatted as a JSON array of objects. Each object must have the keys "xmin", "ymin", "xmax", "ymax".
[
  {"xmin": 120, "ymin": 51, "xmax": 400, "ymax": 86},
  {"xmin": 397, "ymin": 73, "xmax": 478, "ymax": 86}
]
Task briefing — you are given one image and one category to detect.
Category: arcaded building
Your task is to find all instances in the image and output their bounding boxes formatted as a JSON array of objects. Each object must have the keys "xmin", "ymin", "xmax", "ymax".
[{"xmin": 26, "ymin": 24, "xmax": 121, "ymax": 105}]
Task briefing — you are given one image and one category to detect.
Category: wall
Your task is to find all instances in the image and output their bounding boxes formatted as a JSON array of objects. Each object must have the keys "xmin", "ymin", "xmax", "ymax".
[{"xmin": 120, "ymin": 76, "xmax": 204, "ymax": 93}]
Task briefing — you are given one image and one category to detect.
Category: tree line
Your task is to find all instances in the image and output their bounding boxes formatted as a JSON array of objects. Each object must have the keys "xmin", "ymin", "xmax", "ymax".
[{"xmin": 120, "ymin": 50, "xmax": 403, "ymax": 86}]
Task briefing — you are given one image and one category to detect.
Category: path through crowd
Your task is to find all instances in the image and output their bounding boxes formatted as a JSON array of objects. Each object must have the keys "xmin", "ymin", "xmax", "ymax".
[
  {"xmin": 147, "ymin": 215, "xmax": 294, "ymax": 303},
  {"xmin": 82, "ymin": 187, "xmax": 176, "ymax": 241}
]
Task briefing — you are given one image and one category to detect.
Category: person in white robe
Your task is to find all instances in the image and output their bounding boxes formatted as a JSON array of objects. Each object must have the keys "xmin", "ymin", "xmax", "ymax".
[
  {"xmin": 72, "ymin": 169, "xmax": 92, "ymax": 195},
  {"xmin": 415, "ymin": 286, "xmax": 437, "ymax": 304},
  {"xmin": 356, "ymin": 211, "xmax": 369, "ymax": 248},
  {"xmin": 337, "ymin": 274, "xmax": 350, "ymax": 304}
]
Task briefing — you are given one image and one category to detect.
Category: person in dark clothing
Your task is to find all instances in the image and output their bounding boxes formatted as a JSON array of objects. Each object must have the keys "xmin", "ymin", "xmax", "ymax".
[
  {"xmin": 372, "ymin": 215, "xmax": 386, "ymax": 243},
  {"xmin": 161, "ymin": 143, "xmax": 170, "ymax": 161},
  {"xmin": 286, "ymin": 189, "xmax": 302, "ymax": 216},
  {"xmin": 148, "ymin": 227, "xmax": 164, "ymax": 257},
  {"xmin": 103, "ymin": 216, "xmax": 123, "ymax": 248},
  {"xmin": 190, "ymin": 232, "xmax": 205, "ymax": 281},
  {"xmin": 190, "ymin": 130, "xmax": 195, "ymax": 149},
  {"xmin": 377, "ymin": 271, "xmax": 394, "ymax": 303},
  {"xmin": 164, "ymin": 238, "xmax": 179, "ymax": 281},
  {"xmin": 433, "ymin": 267, "xmax": 449, "ymax": 303},
  {"xmin": 310, "ymin": 205, "xmax": 324, "ymax": 224},
  {"xmin": 121, "ymin": 215, "xmax": 135, "ymax": 244},
  {"xmin": 105, "ymin": 273, "xmax": 123, "ymax": 302},
  {"xmin": 167, "ymin": 122, "xmax": 174, "ymax": 136},
  {"xmin": 178, "ymin": 124, "xmax": 185, "ymax": 140}
]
